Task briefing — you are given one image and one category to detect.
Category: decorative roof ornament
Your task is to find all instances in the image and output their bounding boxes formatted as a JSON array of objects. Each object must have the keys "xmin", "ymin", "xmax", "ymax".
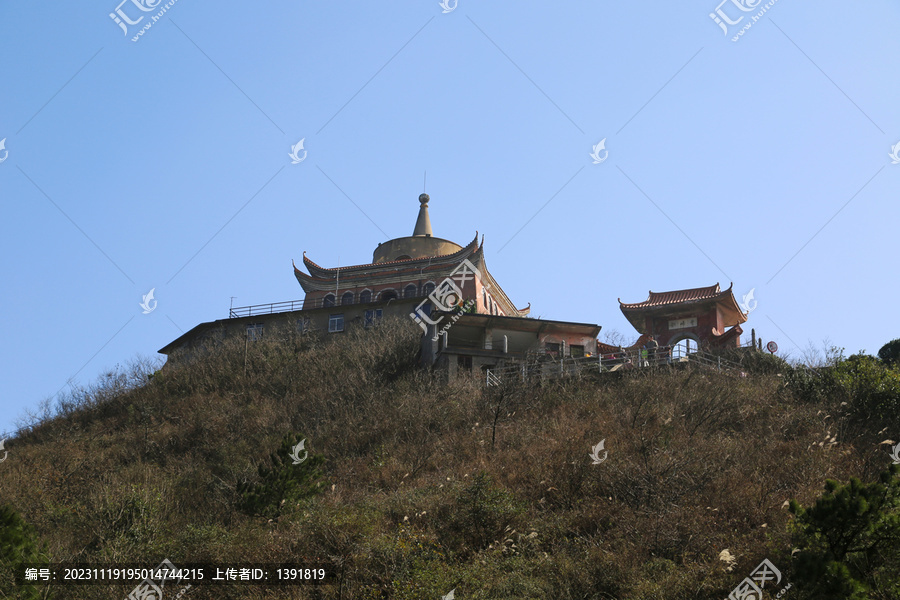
[{"xmin": 413, "ymin": 193, "xmax": 433, "ymax": 237}]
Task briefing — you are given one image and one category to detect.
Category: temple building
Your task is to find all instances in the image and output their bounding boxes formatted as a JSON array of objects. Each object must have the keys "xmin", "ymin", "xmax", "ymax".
[
  {"xmin": 603, "ymin": 283, "xmax": 748, "ymax": 354},
  {"xmin": 157, "ymin": 189, "xmax": 762, "ymax": 379},
  {"xmin": 292, "ymin": 193, "xmax": 530, "ymax": 321},
  {"xmin": 422, "ymin": 313, "xmax": 601, "ymax": 379},
  {"xmin": 158, "ymin": 193, "xmax": 599, "ymax": 374}
]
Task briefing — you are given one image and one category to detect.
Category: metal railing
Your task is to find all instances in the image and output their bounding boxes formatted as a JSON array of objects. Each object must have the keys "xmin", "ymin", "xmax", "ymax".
[
  {"xmin": 228, "ymin": 294, "xmax": 422, "ymax": 318},
  {"xmin": 229, "ymin": 299, "xmax": 308, "ymax": 318},
  {"xmin": 486, "ymin": 370, "xmax": 502, "ymax": 387},
  {"xmin": 485, "ymin": 344, "xmax": 745, "ymax": 387}
]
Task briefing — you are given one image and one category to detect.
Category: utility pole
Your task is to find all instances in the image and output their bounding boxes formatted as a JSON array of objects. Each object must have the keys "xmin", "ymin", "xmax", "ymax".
[{"xmin": 335, "ymin": 256, "xmax": 340, "ymax": 301}]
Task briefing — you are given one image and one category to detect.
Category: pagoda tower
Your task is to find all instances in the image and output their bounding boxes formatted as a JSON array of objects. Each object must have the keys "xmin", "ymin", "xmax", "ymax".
[{"xmin": 292, "ymin": 194, "xmax": 530, "ymax": 318}]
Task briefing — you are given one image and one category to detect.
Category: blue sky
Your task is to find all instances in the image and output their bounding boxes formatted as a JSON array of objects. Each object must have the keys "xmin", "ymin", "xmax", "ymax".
[{"xmin": 2, "ymin": 1, "xmax": 898, "ymax": 436}]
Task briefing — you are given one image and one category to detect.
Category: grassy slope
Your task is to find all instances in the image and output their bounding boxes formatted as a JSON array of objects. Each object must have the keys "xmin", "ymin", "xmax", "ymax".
[{"xmin": 0, "ymin": 319, "xmax": 894, "ymax": 600}]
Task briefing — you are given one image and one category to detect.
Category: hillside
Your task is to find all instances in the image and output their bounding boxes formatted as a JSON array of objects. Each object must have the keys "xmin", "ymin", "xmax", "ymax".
[{"xmin": 1, "ymin": 320, "xmax": 899, "ymax": 600}]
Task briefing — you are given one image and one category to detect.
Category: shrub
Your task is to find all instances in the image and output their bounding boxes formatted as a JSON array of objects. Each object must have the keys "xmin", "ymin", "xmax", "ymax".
[
  {"xmin": 784, "ymin": 364, "xmax": 838, "ymax": 404},
  {"xmin": 831, "ymin": 354, "xmax": 900, "ymax": 430},
  {"xmin": 237, "ymin": 433, "xmax": 325, "ymax": 519},
  {"xmin": 715, "ymin": 347, "xmax": 790, "ymax": 375},
  {"xmin": 438, "ymin": 472, "xmax": 525, "ymax": 554},
  {"xmin": 786, "ymin": 349, "xmax": 900, "ymax": 430},
  {"xmin": 789, "ymin": 464, "xmax": 900, "ymax": 600},
  {"xmin": 877, "ymin": 338, "xmax": 900, "ymax": 367},
  {"xmin": 0, "ymin": 505, "xmax": 50, "ymax": 600}
]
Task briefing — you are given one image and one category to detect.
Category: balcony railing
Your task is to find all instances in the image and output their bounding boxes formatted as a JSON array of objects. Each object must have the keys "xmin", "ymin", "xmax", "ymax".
[
  {"xmin": 229, "ymin": 300, "xmax": 307, "ymax": 318},
  {"xmin": 228, "ymin": 294, "xmax": 425, "ymax": 318}
]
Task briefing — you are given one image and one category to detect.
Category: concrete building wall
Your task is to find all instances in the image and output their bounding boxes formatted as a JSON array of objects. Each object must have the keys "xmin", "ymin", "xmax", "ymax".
[{"xmin": 164, "ymin": 298, "xmax": 425, "ymax": 366}]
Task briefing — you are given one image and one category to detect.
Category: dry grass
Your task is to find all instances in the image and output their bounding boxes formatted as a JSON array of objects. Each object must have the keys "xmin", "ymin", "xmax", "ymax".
[{"xmin": 0, "ymin": 319, "xmax": 896, "ymax": 599}]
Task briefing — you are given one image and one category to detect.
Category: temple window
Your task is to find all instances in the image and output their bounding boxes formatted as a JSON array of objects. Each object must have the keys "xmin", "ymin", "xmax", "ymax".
[
  {"xmin": 247, "ymin": 323, "xmax": 264, "ymax": 341},
  {"xmin": 364, "ymin": 309, "xmax": 383, "ymax": 328}
]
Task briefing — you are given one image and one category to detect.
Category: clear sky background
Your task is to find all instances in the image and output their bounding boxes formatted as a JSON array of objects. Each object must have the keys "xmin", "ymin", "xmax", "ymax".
[{"xmin": 2, "ymin": 1, "xmax": 898, "ymax": 437}]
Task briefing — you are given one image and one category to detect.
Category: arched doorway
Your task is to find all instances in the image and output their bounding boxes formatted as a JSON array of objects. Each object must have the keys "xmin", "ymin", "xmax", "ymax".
[{"xmin": 670, "ymin": 333, "xmax": 701, "ymax": 361}]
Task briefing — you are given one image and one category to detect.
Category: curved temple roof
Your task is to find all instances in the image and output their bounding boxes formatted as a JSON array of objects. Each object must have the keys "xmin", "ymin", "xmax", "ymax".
[
  {"xmin": 296, "ymin": 233, "xmax": 480, "ymax": 281},
  {"xmin": 619, "ymin": 283, "xmax": 732, "ymax": 309},
  {"xmin": 292, "ymin": 194, "xmax": 530, "ymax": 318},
  {"xmin": 618, "ymin": 282, "xmax": 747, "ymax": 332}
]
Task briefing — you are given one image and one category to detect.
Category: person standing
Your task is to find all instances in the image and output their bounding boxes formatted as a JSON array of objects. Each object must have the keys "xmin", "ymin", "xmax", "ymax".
[{"xmin": 647, "ymin": 336, "xmax": 659, "ymax": 365}]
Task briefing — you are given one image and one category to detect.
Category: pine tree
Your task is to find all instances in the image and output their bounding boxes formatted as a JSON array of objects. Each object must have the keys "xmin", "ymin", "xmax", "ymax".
[
  {"xmin": 0, "ymin": 505, "xmax": 50, "ymax": 600},
  {"xmin": 789, "ymin": 463, "xmax": 900, "ymax": 599},
  {"xmin": 237, "ymin": 433, "xmax": 325, "ymax": 519}
]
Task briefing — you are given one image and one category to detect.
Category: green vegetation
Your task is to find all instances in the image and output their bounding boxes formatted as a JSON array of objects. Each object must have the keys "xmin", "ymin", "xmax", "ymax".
[
  {"xmin": 784, "ymin": 348, "xmax": 900, "ymax": 433},
  {"xmin": 878, "ymin": 338, "xmax": 900, "ymax": 367},
  {"xmin": 0, "ymin": 505, "xmax": 50, "ymax": 600},
  {"xmin": 1, "ymin": 319, "xmax": 898, "ymax": 599},
  {"xmin": 789, "ymin": 464, "xmax": 900, "ymax": 600},
  {"xmin": 237, "ymin": 433, "xmax": 326, "ymax": 519}
]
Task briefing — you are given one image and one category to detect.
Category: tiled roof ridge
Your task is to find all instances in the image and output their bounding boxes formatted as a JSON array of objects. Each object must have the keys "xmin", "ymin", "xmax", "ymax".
[
  {"xmin": 299, "ymin": 232, "xmax": 479, "ymax": 277},
  {"xmin": 619, "ymin": 283, "xmax": 732, "ymax": 309},
  {"xmin": 292, "ymin": 261, "xmax": 459, "ymax": 284}
]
